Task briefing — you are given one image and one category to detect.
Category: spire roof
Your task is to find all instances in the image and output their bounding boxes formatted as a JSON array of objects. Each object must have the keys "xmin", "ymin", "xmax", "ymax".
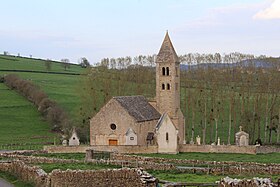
[{"xmin": 156, "ymin": 32, "xmax": 179, "ymax": 63}]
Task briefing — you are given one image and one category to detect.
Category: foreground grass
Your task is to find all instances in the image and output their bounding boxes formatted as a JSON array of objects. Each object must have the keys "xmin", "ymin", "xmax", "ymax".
[
  {"xmin": 0, "ymin": 171, "xmax": 33, "ymax": 187},
  {"xmin": 138, "ymin": 152, "xmax": 280, "ymax": 164},
  {"xmin": 0, "ymin": 83, "xmax": 58, "ymax": 148},
  {"xmin": 37, "ymin": 162, "xmax": 121, "ymax": 173},
  {"xmin": 149, "ymin": 170, "xmax": 279, "ymax": 183}
]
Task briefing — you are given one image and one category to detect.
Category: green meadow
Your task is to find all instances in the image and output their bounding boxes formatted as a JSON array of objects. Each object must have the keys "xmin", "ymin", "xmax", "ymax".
[
  {"xmin": 0, "ymin": 55, "xmax": 85, "ymax": 148},
  {"xmin": 0, "ymin": 83, "xmax": 57, "ymax": 149}
]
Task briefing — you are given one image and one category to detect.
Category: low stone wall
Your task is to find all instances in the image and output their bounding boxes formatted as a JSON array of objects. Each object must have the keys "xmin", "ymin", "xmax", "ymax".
[
  {"xmin": 218, "ymin": 177, "xmax": 276, "ymax": 187},
  {"xmin": 43, "ymin": 145, "xmax": 90, "ymax": 153},
  {"xmin": 111, "ymin": 154, "xmax": 280, "ymax": 175},
  {"xmin": 49, "ymin": 168, "xmax": 157, "ymax": 187},
  {"xmin": 256, "ymin": 145, "xmax": 280, "ymax": 154},
  {"xmin": 44, "ymin": 145, "xmax": 158, "ymax": 154},
  {"xmin": 0, "ymin": 160, "xmax": 48, "ymax": 186},
  {"xmin": 0, "ymin": 153, "xmax": 82, "ymax": 164},
  {"xmin": 179, "ymin": 144, "xmax": 257, "ymax": 154},
  {"xmin": 0, "ymin": 160, "xmax": 158, "ymax": 187}
]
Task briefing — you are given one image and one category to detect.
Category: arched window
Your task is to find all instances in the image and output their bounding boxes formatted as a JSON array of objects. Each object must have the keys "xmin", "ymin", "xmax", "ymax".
[
  {"xmin": 166, "ymin": 67, "xmax": 169, "ymax": 76},
  {"xmin": 162, "ymin": 67, "xmax": 165, "ymax": 76},
  {"xmin": 162, "ymin": 83, "xmax": 165, "ymax": 90},
  {"xmin": 166, "ymin": 132, "xmax": 169, "ymax": 141},
  {"xmin": 167, "ymin": 83, "xmax": 170, "ymax": 90}
]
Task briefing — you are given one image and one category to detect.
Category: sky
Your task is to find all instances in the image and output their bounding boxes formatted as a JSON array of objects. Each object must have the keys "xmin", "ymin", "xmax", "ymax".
[{"xmin": 0, "ymin": 0, "xmax": 279, "ymax": 64}]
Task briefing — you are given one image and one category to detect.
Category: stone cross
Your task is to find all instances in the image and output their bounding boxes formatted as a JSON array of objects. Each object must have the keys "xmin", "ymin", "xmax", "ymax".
[
  {"xmin": 217, "ymin": 137, "xmax": 221, "ymax": 146},
  {"xmin": 239, "ymin": 126, "xmax": 243, "ymax": 132}
]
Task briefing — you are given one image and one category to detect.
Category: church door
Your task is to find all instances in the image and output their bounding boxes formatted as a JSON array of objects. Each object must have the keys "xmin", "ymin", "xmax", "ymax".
[{"xmin": 109, "ymin": 139, "xmax": 118, "ymax": 145}]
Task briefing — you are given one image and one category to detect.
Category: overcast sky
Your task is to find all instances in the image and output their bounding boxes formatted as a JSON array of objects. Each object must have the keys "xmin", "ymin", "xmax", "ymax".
[{"xmin": 0, "ymin": 0, "xmax": 279, "ymax": 64}]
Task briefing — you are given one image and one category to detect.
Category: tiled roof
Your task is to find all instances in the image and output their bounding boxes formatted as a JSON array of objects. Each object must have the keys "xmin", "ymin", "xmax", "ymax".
[
  {"xmin": 114, "ymin": 96, "xmax": 161, "ymax": 122},
  {"xmin": 156, "ymin": 32, "xmax": 179, "ymax": 63}
]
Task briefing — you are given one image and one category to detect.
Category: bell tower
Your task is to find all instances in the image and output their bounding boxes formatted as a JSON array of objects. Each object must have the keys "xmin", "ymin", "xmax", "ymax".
[{"xmin": 156, "ymin": 32, "xmax": 185, "ymax": 144}]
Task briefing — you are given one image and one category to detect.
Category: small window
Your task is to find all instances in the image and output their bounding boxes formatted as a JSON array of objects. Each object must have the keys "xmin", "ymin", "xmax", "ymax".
[
  {"xmin": 162, "ymin": 83, "xmax": 165, "ymax": 90},
  {"xmin": 167, "ymin": 83, "xmax": 170, "ymax": 90},
  {"xmin": 166, "ymin": 67, "xmax": 169, "ymax": 76},
  {"xmin": 166, "ymin": 132, "xmax": 169, "ymax": 141},
  {"xmin": 73, "ymin": 137, "xmax": 75, "ymax": 140},
  {"xmin": 175, "ymin": 67, "xmax": 178, "ymax": 77},
  {"xmin": 130, "ymin": 137, "xmax": 134, "ymax": 140},
  {"xmin": 162, "ymin": 67, "xmax": 165, "ymax": 76},
  {"xmin": 110, "ymin": 123, "xmax": 116, "ymax": 130}
]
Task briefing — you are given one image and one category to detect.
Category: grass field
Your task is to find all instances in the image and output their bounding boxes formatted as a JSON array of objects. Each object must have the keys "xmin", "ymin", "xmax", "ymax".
[
  {"xmin": 0, "ymin": 55, "xmax": 83, "ymax": 74},
  {"xmin": 149, "ymin": 170, "xmax": 279, "ymax": 183},
  {"xmin": 0, "ymin": 83, "xmax": 58, "ymax": 148},
  {"xmin": 138, "ymin": 152, "xmax": 280, "ymax": 164},
  {"xmin": 0, "ymin": 55, "xmax": 87, "ymax": 148}
]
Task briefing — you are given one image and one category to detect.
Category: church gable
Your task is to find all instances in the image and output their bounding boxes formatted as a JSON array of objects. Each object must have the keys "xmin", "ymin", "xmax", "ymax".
[{"xmin": 155, "ymin": 113, "xmax": 178, "ymax": 154}]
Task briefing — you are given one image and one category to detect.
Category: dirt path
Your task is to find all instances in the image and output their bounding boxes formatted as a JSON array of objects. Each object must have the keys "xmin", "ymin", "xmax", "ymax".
[{"xmin": 0, "ymin": 178, "xmax": 14, "ymax": 187}]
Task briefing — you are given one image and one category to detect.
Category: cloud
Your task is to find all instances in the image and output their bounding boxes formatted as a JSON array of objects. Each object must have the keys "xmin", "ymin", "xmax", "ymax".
[{"xmin": 254, "ymin": 0, "xmax": 280, "ymax": 20}]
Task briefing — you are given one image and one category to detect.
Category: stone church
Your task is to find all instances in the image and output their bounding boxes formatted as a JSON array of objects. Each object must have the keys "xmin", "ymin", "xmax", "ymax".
[{"xmin": 90, "ymin": 32, "xmax": 185, "ymax": 153}]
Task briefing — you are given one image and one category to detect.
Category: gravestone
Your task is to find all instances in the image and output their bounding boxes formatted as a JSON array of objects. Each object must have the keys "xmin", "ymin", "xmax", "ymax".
[
  {"xmin": 196, "ymin": 135, "xmax": 201, "ymax": 145},
  {"xmin": 217, "ymin": 137, "xmax": 221, "ymax": 146},
  {"xmin": 235, "ymin": 126, "xmax": 249, "ymax": 146}
]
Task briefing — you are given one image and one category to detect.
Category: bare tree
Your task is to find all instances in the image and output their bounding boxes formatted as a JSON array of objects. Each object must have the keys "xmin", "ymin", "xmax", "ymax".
[{"xmin": 61, "ymin": 58, "xmax": 70, "ymax": 71}]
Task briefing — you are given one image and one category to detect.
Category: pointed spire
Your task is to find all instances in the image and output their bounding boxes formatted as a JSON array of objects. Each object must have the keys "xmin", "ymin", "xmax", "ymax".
[{"xmin": 156, "ymin": 31, "xmax": 179, "ymax": 63}]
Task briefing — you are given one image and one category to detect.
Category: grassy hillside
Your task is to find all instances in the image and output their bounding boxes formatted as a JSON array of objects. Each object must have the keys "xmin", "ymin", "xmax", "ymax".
[
  {"xmin": 0, "ymin": 55, "xmax": 83, "ymax": 74},
  {"xmin": 0, "ymin": 55, "xmax": 86, "ymax": 148},
  {"xmin": 0, "ymin": 83, "xmax": 58, "ymax": 149}
]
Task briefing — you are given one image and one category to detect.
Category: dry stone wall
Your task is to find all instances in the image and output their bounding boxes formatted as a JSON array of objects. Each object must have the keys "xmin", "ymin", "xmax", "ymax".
[
  {"xmin": 218, "ymin": 177, "xmax": 276, "ymax": 187},
  {"xmin": 49, "ymin": 168, "xmax": 157, "ymax": 187},
  {"xmin": 112, "ymin": 154, "xmax": 280, "ymax": 175},
  {"xmin": 0, "ymin": 160, "xmax": 48, "ymax": 186},
  {"xmin": 0, "ymin": 160, "xmax": 158, "ymax": 187},
  {"xmin": 179, "ymin": 144, "xmax": 257, "ymax": 154},
  {"xmin": 44, "ymin": 145, "xmax": 158, "ymax": 154}
]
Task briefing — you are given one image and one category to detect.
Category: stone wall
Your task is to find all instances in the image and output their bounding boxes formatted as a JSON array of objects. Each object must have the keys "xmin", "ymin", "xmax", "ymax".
[
  {"xmin": 0, "ymin": 153, "xmax": 82, "ymax": 164},
  {"xmin": 44, "ymin": 145, "xmax": 158, "ymax": 154},
  {"xmin": 218, "ymin": 177, "xmax": 276, "ymax": 187},
  {"xmin": 111, "ymin": 154, "xmax": 280, "ymax": 175},
  {"xmin": 0, "ymin": 160, "xmax": 48, "ymax": 186},
  {"xmin": 0, "ymin": 160, "xmax": 158, "ymax": 187},
  {"xmin": 43, "ymin": 145, "xmax": 90, "ymax": 153},
  {"xmin": 44, "ymin": 144, "xmax": 280, "ymax": 155},
  {"xmin": 49, "ymin": 168, "xmax": 157, "ymax": 187},
  {"xmin": 179, "ymin": 144, "xmax": 257, "ymax": 154},
  {"xmin": 256, "ymin": 145, "xmax": 280, "ymax": 154}
]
